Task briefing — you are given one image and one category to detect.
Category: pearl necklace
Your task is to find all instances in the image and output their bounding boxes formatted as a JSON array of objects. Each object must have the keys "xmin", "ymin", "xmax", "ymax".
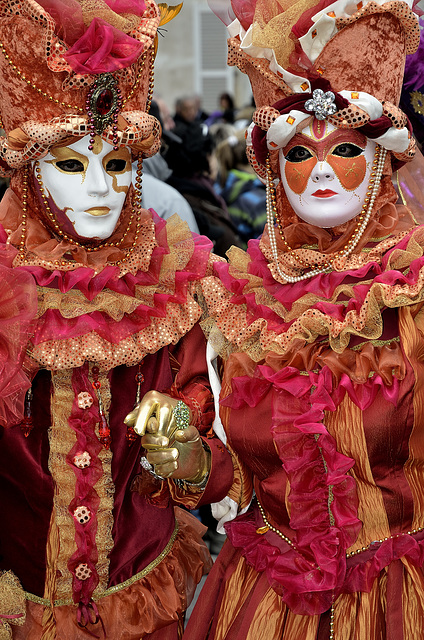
[{"xmin": 266, "ymin": 145, "xmax": 387, "ymax": 284}]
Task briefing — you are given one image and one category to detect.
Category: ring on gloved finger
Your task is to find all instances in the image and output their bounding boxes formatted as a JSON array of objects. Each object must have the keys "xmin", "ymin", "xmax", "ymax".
[
  {"xmin": 140, "ymin": 455, "xmax": 165, "ymax": 480},
  {"xmin": 173, "ymin": 400, "xmax": 190, "ymax": 430}
]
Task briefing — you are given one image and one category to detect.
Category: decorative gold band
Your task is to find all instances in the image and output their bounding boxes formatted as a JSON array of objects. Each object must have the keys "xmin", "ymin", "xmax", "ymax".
[{"xmin": 25, "ymin": 520, "xmax": 179, "ymax": 608}]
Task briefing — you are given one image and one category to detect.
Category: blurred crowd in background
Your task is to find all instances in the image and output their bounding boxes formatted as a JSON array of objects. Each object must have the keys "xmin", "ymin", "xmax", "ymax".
[{"xmin": 138, "ymin": 91, "xmax": 266, "ymax": 257}]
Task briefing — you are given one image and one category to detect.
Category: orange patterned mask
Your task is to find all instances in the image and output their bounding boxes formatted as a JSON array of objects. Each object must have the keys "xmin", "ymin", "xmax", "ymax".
[{"xmin": 280, "ymin": 120, "xmax": 376, "ymax": 228}]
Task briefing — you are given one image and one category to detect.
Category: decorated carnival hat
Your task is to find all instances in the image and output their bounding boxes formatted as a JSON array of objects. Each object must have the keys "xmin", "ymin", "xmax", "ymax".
[
  {"xmin": 0, "ymin": 0, "xmax": 183, "ymax": 272},
  {"xmin": 0, "ymin": 0, "xmax": 182, "ymax": 175},
  {"xmin": 210, "ymin": 0, "xmax": 419, "ymax": 178},
  {"xmin": 210, "ymin": 0, "xmax": 420, "ymax": 282}
]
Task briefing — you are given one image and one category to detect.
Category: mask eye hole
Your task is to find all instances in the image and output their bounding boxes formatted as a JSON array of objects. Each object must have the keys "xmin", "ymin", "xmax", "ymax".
[
  {"xmin": 284, "ymin": 146, "xmax": 313, "ymax": 163},
  {"xmin": 332, "ymin": 143, "xmax": 363, "ymax": 158},
  {"xmin": 55, "ymin": 159, "xmax": 85, "ymax": 172},
  {"xmin": 105, "ymin": 159, "xmax": 128, "ymax": 173}
]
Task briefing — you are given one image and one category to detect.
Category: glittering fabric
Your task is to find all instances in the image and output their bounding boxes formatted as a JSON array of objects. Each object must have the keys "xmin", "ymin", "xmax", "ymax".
[
  {"xmin": 0, "ymin": 0, "xmax": 162, "ymax": 175},
  {"xmin": 202, "ymin": 219, "xmax": 424, "ymax": 362}
]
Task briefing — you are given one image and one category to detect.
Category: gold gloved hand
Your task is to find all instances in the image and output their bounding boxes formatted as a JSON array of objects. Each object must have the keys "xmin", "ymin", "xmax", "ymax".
[
  {"xmin": 124, "ymin": 390, "xmax": 181, "ymax": 439},
  {"xmin": 142, "ymin": 417, "xmax": 210, "ymax": 483},
  {"xmin": 124, "ymin": 390, "xmax": 210, "ymax": 483}
]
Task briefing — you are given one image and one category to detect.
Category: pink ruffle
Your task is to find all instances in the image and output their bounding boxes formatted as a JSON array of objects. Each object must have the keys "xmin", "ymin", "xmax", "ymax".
[
  {"xmin": 18, "ymin": 214, "xmax": 211, "ymax": 298},
  {"xmin": 222, "ymin": 365, "xmax": 399, "ymax": 414},
  {"xmin": 227, "ymin": 505, "xmax": 424, "ymax": 615},
  {"xmin": 16, "ymin": 215, "xmax": 212, "ymax": 347},
  {"xmin": 223, "ymin": 363, "xmax": 404, "ymax": 613},
  {"xmin": 0, "ymin": 241, "xmax": 37, "ymax": 427},
  {"xmin": 38, "ymin": 0, "xmax": 146, "ymax": 74},
  {"xmin": 63, "ymin": 18, "xmax": 144, "ymax": 75},
  {"xmin": 213, "ymin": 227, "xmax": 423, "ymax": 332},
  {"xmin": 224, "ymin": 364, "xmax": 364, "ymax": 614}
]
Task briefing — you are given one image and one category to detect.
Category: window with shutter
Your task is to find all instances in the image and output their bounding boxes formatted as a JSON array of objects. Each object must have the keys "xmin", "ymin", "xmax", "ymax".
[{"xmin": 194, "ymin": 4, "xmax": 234, "ymax": 113}]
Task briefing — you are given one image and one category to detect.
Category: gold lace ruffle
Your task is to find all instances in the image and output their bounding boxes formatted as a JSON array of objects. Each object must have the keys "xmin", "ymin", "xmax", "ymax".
[
  {"xmin": 30, "ymin": 297, "xmax": 202, "ymax": 371},
  {"xmin": 28, "ymin": 214, "xmax": 205, "ymax": 370},
  {"xmin": 48, "ymin": 370, "xmax": 78, "ymax": 603},
  {"xmin": 0, "ymin": 571, "xmax": 26, "ymax": 639},
  {"xmin": 202, "ymin": 225, "xmax": 424, "ymax": 361}
]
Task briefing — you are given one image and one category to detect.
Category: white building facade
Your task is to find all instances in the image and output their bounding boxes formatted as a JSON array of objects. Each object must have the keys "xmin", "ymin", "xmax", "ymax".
[{"xmin": 153, "ymin": 0, "xmax": 252, "ymax": 116}]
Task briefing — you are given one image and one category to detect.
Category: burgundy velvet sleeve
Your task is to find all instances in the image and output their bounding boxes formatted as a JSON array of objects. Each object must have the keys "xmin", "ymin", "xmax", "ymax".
[
  {"xmin": 167, "ymin": 324, "xmax": 234, "ymax": 508},
  {"xmin": 198, "ymin": 436, "xmax": 234, "ymax": 506},
  {"xmin": 168, "ymin": 323, "xmax": 214, "ymax": 432}
]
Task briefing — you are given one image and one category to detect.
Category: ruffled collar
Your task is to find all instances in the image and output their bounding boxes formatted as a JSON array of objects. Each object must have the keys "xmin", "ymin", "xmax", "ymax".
[
  {"xmin": 201, "ymin": 203, "xmax": 423, "ymax": 361},
  {"xmin": 0, "ymin": 187, "xmax": 157, "ymax": 276},
  {"xmin": 0, "ymin": 187, "xmax": 215, "ymax": 372}
]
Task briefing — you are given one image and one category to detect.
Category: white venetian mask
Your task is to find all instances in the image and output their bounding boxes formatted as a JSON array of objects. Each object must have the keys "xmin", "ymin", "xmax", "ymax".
[
  {"xmin": 34, "ymin": 135, "xmax": 132, "ymax": 241},
  {"xmin": 279, "ymin": 120, "xmax": 377, "ymax": 228}
]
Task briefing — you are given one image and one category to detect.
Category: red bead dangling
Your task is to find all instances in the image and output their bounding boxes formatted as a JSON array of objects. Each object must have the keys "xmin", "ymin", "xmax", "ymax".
[
  {"xmin": 20, "ymin": 387, "xmax": 34, "ymax": 438},
  {"xmin": 125, "ymin": 423, "xmax": 138, "ymax": 446},
  {"xmin": 92, "ymin": 366, "xmax": 111, "ymax": 449},
  {"xmin": 126, "ymin": 362, "xmax": 144, "ymax": 446},
  {"xmin": 98, "ymin": 411, "xmax": 111, "ymax": 449}
]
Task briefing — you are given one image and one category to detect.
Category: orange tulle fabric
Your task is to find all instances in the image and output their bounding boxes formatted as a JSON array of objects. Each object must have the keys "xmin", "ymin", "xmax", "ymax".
[{"xmin": 12, "ymin": 508, "xmax": 211, "ymax": 640}]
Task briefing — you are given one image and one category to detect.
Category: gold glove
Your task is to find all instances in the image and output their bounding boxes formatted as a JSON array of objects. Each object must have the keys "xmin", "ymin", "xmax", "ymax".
[
  {"xmin": 124, "ymin": 390, "xmax": 210, "ymax": 484},
  {"xmin": 124, "ymin": 390, "xmax": 181, "ymax": 438}
]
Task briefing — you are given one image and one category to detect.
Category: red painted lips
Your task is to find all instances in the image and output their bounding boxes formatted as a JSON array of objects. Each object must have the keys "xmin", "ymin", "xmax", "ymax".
[{"xmin": 311, "ymin": 189, "xmax": 337, "ymax": 198}]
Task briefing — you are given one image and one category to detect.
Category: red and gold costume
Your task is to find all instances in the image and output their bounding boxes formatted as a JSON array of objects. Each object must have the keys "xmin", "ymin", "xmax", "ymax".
[
  {"xmin": 184, "ymin": 0, "xmax": 424, "ymax": 638},
  {"xmin": 0, "ymin": 1, "xmax": 233, "ymax": 638}
]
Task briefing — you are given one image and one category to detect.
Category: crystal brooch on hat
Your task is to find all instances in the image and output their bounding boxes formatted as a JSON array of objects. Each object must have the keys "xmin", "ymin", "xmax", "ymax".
[{"xmin": 305, "ymin": 89, "xmax": 337, "ymax": 120}]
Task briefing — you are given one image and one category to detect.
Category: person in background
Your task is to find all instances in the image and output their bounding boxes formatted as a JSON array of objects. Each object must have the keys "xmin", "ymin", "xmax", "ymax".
[
  {"xmin": 173, "ymin": 96, "xmax": 199, "ymax": 127},
  {"xmin": 214, "ymin": 129, "xmax": 267, "ymax": 245},
  {"xmin": 163, "ymin": 114, "xmax": 243, "ymax": 257},
  {"xmin": 154, "ymin": 94, "xmax": 176, "ymax": 132},
  {"xmin": 205, "ymin": 92, "xmax": 236, "ymax": 128},
  {"xmin": 193, "ymin": 94, "xmax": 210, "ymax": 124},
  {"xmin": 139, "ymin": 100, "xmax": 200, "ymax": 233}
]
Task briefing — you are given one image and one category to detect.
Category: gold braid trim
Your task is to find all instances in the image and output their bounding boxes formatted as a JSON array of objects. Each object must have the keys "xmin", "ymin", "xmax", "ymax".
[
  {"xmin": 24, "ymin": 521, "xmax": 179, "ymax": 607},
  {"xmin": 0, "ymin": 571, "xmax": 26, "ymax": 639},
  {"xmin": 202, "ymin": 226, "xmax": 424, "ymax": 361},
  {"xmin": 48, "ymin": 370, "xmax": 78, "ymax": 603},
  {"xmin": 92, "ymin": 367, "xmax": 114, "ymax": 597}
]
